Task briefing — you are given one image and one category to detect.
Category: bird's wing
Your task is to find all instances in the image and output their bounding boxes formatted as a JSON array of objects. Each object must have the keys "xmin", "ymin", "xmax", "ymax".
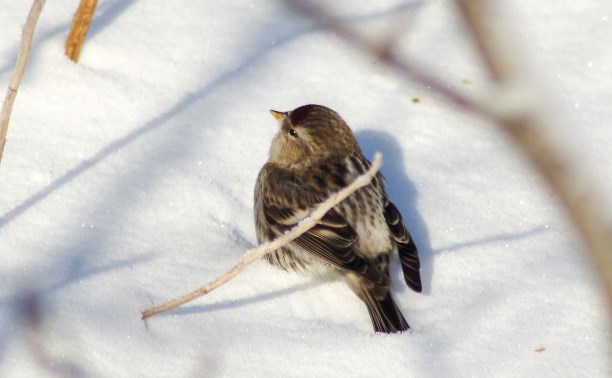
[
  {"xmin": 264, "ymin": 202, "xmax": 389, "ymax": 287},
  {"xmin": 383, "ymin": 199, "xmax": 422, "ymax": 292}
]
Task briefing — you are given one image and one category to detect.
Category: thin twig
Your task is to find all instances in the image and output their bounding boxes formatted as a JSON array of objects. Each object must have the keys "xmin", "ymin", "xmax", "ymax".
[
  {"xmin": 141, "ymin": 153, "xmax": 384, "ymax": 319},
  {"xmin": 0, "ymin": 0, "xmax": 47, "ymax": 166},
  {"xmin": 65, "ymin": 0, "xmax": 98, "ymax": 62}
]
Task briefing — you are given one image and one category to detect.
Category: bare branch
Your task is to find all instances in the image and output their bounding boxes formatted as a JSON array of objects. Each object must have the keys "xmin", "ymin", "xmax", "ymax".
[
  {"xmin": 0, "ymin": 0, "xmax": 47, "ymax": 167},
  {"xmin": 141, "ymin": 153, "xmax": 384, "ymax": 319}
]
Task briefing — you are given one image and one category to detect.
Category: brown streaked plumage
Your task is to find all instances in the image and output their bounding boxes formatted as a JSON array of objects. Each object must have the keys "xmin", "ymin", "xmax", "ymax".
[{"xmin": 254, "ymin": 104, "xmax": 421, "ymax": 333}]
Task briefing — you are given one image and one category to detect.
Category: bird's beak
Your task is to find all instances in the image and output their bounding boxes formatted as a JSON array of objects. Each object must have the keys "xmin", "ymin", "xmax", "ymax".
[{"xmin": 270, "ymin": 110, "xmax": 286, "ymax": 122}]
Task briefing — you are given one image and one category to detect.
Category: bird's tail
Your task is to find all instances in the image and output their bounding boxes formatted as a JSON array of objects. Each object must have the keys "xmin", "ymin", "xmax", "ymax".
[{"xmin": 359, "ymin": 287, "xmax": 409, "ymax": 333}]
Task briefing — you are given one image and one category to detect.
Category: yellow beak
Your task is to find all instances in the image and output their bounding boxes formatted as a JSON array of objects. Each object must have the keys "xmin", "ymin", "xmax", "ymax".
[{"xmin": 270, "ymin": 110, "xmax": 286, "ymax": 122}]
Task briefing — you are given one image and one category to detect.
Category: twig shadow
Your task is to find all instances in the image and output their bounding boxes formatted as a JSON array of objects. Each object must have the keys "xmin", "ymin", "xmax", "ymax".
[
  {"xmin": 164, "ymin": 278, "xmax": 327, "ymax": 317},
  {"xmin": 0, "ymin": 1, "xmax": 428, "ymax": 230},
  {"xmin": 434, "ymin": 225, "xmax": 548, "ymax": 254},
  {"xmin": 87, "ymin": 0, "xmax": 138, "ymax": 39}
]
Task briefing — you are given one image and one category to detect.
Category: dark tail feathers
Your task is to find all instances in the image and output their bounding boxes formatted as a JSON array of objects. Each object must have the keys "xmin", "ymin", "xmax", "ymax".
[
  {"xmin": 398, "ymin": 237, "xmax": 422, "ymax": 293},
  {"xmin": 361, "ymin": 288, "xmax": 409, "ymax": 333}
]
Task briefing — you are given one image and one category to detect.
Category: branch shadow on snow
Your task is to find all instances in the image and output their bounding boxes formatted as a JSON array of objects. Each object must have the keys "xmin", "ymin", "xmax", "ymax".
[
  {"xmin": 86, "ymin": 0, "xmax": 138, "ymax": 40},
  {"xmin": 0, "ymin": 1, "xmax": 424, "ymax": 229},
  {"xmin": 433, "ymin": 225, "xmax": 548, "ymax": 254},
  {"xmin": 0, "ymin": 254, "xmax": 155, "ymax": 313},
  {"xmin": 159, "ymin": 279, "xmax": 327, "ymax": 317}
]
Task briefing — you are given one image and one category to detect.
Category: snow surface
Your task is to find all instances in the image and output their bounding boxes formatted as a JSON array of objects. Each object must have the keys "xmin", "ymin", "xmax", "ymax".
[{"xmin": 1, "ymin": 0, "xmax": 610, "ymax": 376}]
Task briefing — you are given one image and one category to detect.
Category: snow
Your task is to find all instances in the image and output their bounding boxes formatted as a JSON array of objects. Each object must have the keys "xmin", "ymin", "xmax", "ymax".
[{"xmin": 1, "ymin": 0, "xmax": 610, "ymax": 376}]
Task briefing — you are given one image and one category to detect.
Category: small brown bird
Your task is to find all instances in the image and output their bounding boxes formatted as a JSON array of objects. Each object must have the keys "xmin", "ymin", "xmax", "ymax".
[{"xmin": 254, "ymin": 104, "xmax": 422, "ymax": 333}]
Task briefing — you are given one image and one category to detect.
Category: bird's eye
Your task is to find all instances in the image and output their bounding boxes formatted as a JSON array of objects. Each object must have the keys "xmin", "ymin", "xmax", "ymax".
[{"xmin": 288, "ymin": 128, "xmax": 298, "ymax": 138}]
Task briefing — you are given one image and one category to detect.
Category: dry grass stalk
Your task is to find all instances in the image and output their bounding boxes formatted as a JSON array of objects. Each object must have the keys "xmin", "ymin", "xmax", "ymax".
[
  {"xmin": 142, "ymin": 153, "xmax": 384, "ymax": 319},
  {"xmin": 0, "ymin": 0, "xmax": 47, "ymax": 166},
  {"xmin": 65, "ymin": 0, "xmax": 98, "ymax": 62}
]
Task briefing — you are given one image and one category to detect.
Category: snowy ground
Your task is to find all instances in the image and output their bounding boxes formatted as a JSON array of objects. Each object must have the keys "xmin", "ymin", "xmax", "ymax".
[{"xmin": 1, "ymin": 0, "xmax": 610, "ymax": 376}]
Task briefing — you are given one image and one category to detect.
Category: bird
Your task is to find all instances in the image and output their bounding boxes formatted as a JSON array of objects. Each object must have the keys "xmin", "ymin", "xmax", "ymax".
[{"xmin": 254, "ymin": 104, "xmax": 422, "ymax": 333}]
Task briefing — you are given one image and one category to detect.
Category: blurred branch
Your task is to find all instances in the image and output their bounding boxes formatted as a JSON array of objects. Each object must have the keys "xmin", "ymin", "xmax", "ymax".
[
  {"xmin": 142, "ymin": 153, "xmax": 383, "ymax": 319},
  {"xmin": 0, "ymin": 0, "xmax": 46, "ymax": 167},
  {"xmin": 284, "ymin": 0, "xmax": 612, "ymax": 312},
  {"xmin": 282, "ymin": 0, "xmax": 490, "ymax": 116},
  {"xmin": 454, "ymin": 1, "xmax": 612, "ymax": 307},
  {"xmin": 65, "ymin": 0, "xmax": 98, "ymax": 62},
  {"xmin": 18, "ymin": 293, "xmax": 86, "ymax": 377}
]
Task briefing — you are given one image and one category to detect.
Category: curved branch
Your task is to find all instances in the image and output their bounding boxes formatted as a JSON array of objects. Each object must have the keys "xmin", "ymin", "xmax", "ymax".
[{"xmin": 142, "ymin": 153, "xmax": 384, "ymax": 319}]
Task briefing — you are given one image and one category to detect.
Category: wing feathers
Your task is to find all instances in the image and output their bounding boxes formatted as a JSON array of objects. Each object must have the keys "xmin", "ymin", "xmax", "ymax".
[
  {"xmin": 265, "ymin": 201, "xmax": 388, "ymax": 286},
  {"xmin": 384, "ymin": 200, "xmax": 422, "ymax": 293}
]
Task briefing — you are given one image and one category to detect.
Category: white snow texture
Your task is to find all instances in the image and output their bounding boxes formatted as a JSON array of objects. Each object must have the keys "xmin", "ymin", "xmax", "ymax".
[{"xmin": 0, "ymin": 0, "xmax": 610, "ymax": 377}]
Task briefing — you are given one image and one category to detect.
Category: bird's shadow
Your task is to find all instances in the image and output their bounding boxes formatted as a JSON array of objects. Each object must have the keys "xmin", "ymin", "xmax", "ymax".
[
  {"xmin": 356, "ymin": 130, "xmax": 434, "ymax": 294},
  {"xmin": 356, "ymin": 130, "xmax": 549, "ymax": 296}
]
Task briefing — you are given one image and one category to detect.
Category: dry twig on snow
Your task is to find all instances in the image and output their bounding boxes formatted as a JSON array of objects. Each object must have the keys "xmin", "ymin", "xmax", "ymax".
[
  {"xmin": 0, "ymin": 0, "xmax": 46, "ymax": 167},
  {"xmin": 141, "ymin": 153, "xmax": 384, "ymax": 319},
  {"xmin": 65, "ymin": 0, "xmax": 98, "ymax": 62}
]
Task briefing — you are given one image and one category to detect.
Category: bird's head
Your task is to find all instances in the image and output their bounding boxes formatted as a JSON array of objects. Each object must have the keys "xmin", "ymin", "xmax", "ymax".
[{"xmin": 267, "ymin": 104, "xmax": 360, "ymax": 168}]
